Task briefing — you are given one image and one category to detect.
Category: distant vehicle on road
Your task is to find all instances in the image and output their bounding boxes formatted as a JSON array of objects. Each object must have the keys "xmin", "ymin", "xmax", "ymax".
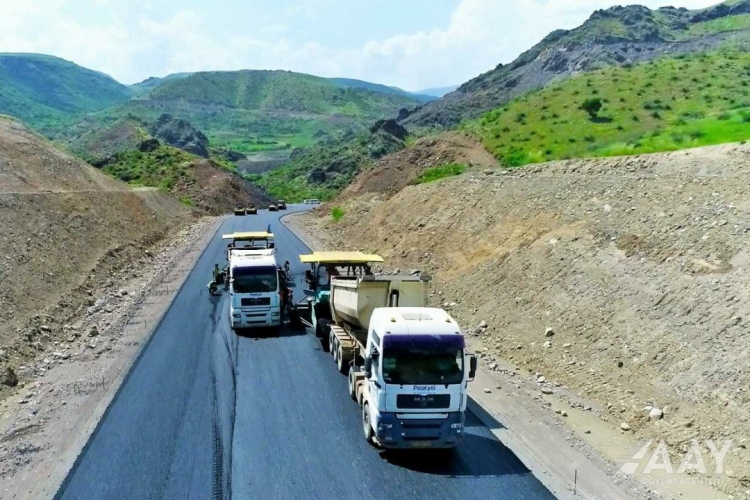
[
  {"xmin": 269, "ymin": 203, "xmax": 278, "ymax": 211},
  {"xmin": 246, "ymin": 204, "xmax": 257, "ymax": 215},
  {"xmin": 234, "ymin": 206, "xmax": 246, "ymax": 216},
  {"xmin": 277, "ymin": 200, "xmax": 287, "ymax": 210}
]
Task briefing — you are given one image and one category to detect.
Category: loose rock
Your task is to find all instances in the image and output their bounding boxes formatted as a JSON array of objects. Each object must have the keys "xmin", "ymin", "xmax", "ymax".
[
  {"xmin": 544, "ymin": 327, "xmax": 555, "ymax": 337},
  {"xmin": 2, "ymin": 367, "xmax": 19, "ymax": 387},
  {"xmin": 620, "ymin": 423, "xmax": 631, "ymax": 431},
  {"xmin": 649, "ymin": 408, "xmax": 664, "ymax": 420}
]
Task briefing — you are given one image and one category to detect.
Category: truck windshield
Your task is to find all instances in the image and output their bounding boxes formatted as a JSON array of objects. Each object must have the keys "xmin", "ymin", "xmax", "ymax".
[
  {"xmin": 232, "ymin": 265, "xmax": 278, "ymax": 293},
  {"xmin": 381, "ymin": 335, "xmax": 464, "ymax": 385}
]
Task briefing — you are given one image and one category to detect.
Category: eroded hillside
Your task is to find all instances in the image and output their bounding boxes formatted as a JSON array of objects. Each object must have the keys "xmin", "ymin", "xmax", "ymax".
[
  {"xmin": 0, "ymin": 117, "xmax": 199, "ymax": 395},
  {"xmin": 294, "ymin": 139, "xmax": 750, "ymax": 497}
]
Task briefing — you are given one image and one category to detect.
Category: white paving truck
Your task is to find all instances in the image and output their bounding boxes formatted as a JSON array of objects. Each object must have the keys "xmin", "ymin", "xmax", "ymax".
[{"xmin": 293, "ymin": 252, "xmax": 478, "ymax": 450}]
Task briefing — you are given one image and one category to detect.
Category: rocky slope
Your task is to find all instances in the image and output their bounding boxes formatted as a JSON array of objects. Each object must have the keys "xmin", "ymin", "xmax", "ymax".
[
  {"xmin": 255, "ymin": 119, "xmax": 411, "ymax": 201},
  {"xmin": 298, "ymin": 139, "xmax": 750, "ymax": 497},
  {"xmin": 150, "ymin": 113, "xmax": 210, "ymax": 158},
  {"xmin": 0, "ymin": 116, "xmax": 199, "ymax": 399},
  {"xmin": 401, "ymin": 0, "xmax": 750, "ymax": 129},
  {"xmin": 67, "ymin": 114, "xmax": 271, "ymax": 212}
]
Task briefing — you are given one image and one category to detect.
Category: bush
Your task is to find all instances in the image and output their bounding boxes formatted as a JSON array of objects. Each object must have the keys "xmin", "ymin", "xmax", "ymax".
[
  {"xmin": 414, "ymin": 163, "xmax": 467, "ymax": 184},
  {"xmin": 331, "ymin": 207, "xmax": 345, "ymax": 222},
  {"xmin": 503, "ymin": 150, "xmax": 530, "ymax": 168}
]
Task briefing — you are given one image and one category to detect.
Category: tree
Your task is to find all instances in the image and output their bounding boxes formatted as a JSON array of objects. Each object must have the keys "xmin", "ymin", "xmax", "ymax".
[{"xmin": 581, "ymin": 98, "xmax": 603, "ymax": 119}]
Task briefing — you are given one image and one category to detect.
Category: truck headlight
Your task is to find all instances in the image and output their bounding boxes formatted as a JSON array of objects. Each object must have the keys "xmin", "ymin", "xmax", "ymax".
[
  {"xmin": 378, "ymin": 423, "xmax": 393, "ymax": 430},
  {"xmin": 232, "ymin": 314, "xmax": 241, "ymax": 319},
  {"xmin": 272, "ymin": 311, "xmax": 280, "ymax": 316},
  {"xmin": 451, "ymin": 423, "xmax": 463, "ymax": 429}
]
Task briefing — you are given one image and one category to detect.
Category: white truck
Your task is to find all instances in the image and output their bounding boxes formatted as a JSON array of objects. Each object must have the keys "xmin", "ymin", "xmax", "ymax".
[
  {"xmin": 293, "ymin": 252, "xmax": 478, "ymax": 451},
  {"xmin": 223, "ymin": 232, "xmax": 282, "ymax": 331}
]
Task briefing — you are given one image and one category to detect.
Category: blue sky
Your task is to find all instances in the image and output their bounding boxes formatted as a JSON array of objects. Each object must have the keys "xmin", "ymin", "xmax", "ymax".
[{"xmin": 0, "ymin": 0, "xmax": 720, "ymax": 91}]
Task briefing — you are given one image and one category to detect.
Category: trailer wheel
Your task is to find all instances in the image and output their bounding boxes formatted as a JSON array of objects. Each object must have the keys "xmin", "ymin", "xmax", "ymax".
[
  {"xmin": 362, "ymin": 403, "xmax": 374, "ymax": 444},
  {"xmin": 329, "ymin": 331, "xmax": 337, "ymax": 357},
  {"xmin": 337, "ymin": 346, "xmax": 349, "ymax": 375},
  {"xmin": 348, "ymin": 371, "xmax": 357, "ymax": 401}
]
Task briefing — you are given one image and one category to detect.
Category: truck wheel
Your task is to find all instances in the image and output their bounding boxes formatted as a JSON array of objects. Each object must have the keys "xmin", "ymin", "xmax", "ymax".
[
  {"xmin": 348, "ymin": 371, "xmax": 357, "ymax": 401},
  {"xmin": 329, "ymin": 331, "xmax": 337, "ymax": 357},
  {"xmin": 337, "ymin": 346, "xmax": 349, "ymax": 375},
  {"xmin": 362, "ymin": 403, "xmax": 374, "ymax": 444}
]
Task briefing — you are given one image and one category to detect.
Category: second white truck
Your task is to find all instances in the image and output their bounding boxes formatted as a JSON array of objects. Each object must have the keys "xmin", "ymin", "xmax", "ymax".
[
  {"xmin": 293, "ymin": 252, "xmax": 477, "ymax": 450},
  {"xmin": 223, "ymin": 232, "xmax": 282, "ymax": 331}
]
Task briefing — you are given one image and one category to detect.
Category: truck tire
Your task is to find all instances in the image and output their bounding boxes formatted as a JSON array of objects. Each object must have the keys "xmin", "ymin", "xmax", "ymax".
[
  {"xmin": 362, "ymin": 403, "xmax": 374, "ymax": 445},
  {"xmin": 329, "ymin": 331, "xmax": 337, "ymax": 357},
  {"xmin": 348, "ymin": 371, "xmax": 357, "ymax": 401},
  {"xmin": 336, "ymin": 345, "xmax": 349, "ymax": 375},
  {"xmin": 317, "ymin": 319, "xmax": 331, "ymax": 352}
]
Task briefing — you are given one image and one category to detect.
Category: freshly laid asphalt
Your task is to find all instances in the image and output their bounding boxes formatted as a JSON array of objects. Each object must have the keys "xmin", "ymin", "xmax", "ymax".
[{"xmin": 54, "ymin": 204, "xmax": 556, "ymax": 500}]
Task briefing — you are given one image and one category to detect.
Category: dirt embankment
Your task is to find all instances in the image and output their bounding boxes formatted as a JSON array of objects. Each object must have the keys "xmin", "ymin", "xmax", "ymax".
[
  {"xmin": 0, "ymin": 117, "xmax": 201, "ymax": 399},
  {"xmin": 340, "ymin": 132, "xmax": 497, "ymax": 200},
  {"xmin": 298, "ymin": 137, "xmax": 750, "ymax": 498},
  {"xmin": 172, "ymin": 158, "xmax": 274, "ymax": 215}
]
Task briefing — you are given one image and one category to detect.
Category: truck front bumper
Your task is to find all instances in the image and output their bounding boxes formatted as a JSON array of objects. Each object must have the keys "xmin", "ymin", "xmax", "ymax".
[
  {"xmin": 231, "ymin": 309, "xmax": 281, "ymax": 329},
  {"xmin": 373, "ymin": 412, "xmax": 465, "ymax": 449}
]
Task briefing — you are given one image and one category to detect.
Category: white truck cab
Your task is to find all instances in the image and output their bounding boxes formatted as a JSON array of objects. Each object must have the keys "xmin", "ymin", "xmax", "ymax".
[
  {"xmin": 361, "ymin": 307, "xmax": 476, "ymax": 449},
  {"xmin": 222, "ymin": 232, "xmax": 281, "ymax": 331}
]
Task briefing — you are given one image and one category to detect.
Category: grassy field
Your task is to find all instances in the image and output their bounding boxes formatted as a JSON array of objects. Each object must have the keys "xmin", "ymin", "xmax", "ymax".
[{"xmin": 466, "ymin": 50, "xmax": 750, "ymax": 167}]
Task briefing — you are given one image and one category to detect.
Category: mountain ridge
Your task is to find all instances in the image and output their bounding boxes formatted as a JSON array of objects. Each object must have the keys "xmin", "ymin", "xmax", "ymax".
[{"xmin": 401, "ymin": 0, "xmax": 750, "ymax": 129}]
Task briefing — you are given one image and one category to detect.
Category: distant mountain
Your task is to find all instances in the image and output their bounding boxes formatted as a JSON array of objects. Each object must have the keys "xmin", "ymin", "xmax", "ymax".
[
  {"xmin": 130, "ymin": 73, "xmax": 194, "ymax": 94},
  {"xmin": 413, "ymin": 85, "xmax": 459, "ymax": 98},
  {"xmin": 402, "ymin": 0, "xmax": 750, "ymax": 128},
  {"xmin": 328, "ymin": 78, "xmax": 436, "ymax": 103},
  {"xmin": 82, "ymin": 69, "xmax": 426, "ymax": 153},
  {"xmin": 0, "ymin": 53, "xmax": 132, "ymax": 131},
  {"xmin": 137, "ymin": 70, "xmax": 423, "ymax": 113}
]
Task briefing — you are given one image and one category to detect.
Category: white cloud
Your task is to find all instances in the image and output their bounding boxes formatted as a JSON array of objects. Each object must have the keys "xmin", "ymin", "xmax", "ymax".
[{"xmin": 0, "ymin": 0, "xmax": 723, "ymax": 89}]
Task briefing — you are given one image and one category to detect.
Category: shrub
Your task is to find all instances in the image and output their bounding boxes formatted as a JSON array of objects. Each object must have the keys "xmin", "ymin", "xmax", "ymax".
[
  {"xmin": 331, "ymin": 207, "xmax": 345, "ymax": 222},
  {"xmin": 414, "ymin": 163, "xmax": 467, "ymax": 184},
  {"xmin": 581, "ymin": 97, "xmax": 603, "ymax": 118}
]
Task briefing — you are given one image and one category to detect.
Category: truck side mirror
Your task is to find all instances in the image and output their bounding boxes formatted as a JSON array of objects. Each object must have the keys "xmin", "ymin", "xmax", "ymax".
[
  {"xmin": 468, "ymin": 355, "xmax": 478, "ymax": 381},
  {"xmin": 269, "ymin": 242, "xmax": 275, "ymax": 249},
  {"xmin": 364, "ymin": 357, "xmax": 372, "ymax": 378}
]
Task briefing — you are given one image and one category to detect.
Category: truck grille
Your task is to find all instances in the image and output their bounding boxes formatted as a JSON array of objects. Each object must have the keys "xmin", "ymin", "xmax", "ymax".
[
  {"xmin": 396, "ymin": 394, "xmax": 451, "ymax": 409},
  {"xmin": 240, "ymin": 297, "xmax": 271, "ymax": 306}
]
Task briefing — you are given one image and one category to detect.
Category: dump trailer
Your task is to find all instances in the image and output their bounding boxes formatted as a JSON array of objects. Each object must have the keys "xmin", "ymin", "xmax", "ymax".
[{"xmin": 293, "ymin": 252, "xmax": 477, "ymax": 450}]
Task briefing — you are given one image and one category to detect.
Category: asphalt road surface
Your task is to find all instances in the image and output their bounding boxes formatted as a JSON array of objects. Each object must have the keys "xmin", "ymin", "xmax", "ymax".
[{"xmin": 55, "ymin": 205, "xmax": 556, "ymax": 500}]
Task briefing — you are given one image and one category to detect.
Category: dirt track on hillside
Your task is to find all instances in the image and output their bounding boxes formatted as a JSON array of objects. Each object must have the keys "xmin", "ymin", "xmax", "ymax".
[{"xmin": 295, "ymin": 139, "xmax": 750, "ymax": 498}]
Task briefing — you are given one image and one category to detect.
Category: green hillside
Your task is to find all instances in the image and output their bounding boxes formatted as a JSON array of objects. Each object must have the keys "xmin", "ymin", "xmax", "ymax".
[
  {"xmin": 68, "ymin": 116, "xmax": 151, "ymax": 164},
  {"xmin": 403, "ymin": 0, "xmax": 750, "ymax": 129},
  {"xmin": 466, "ymin": 49, "xmax": 750, "ymax": 167},
  {"xmin": 142, "ymin": 70, "xmax": 420, "ymax": 115},
  {"xmin": 252, "ymin": 119, "xmax": 408, "ymax": 201},
  {"xmin": 0, "ymin": 53, "xmax": 132, "ymax": 133},
  {"xmin": 92, "ymin": 70, "xmax": 422, "ymax": 151},
  {"xmin": 328, "ymin": 78, "xmax": 435, "ymax": 103}
]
